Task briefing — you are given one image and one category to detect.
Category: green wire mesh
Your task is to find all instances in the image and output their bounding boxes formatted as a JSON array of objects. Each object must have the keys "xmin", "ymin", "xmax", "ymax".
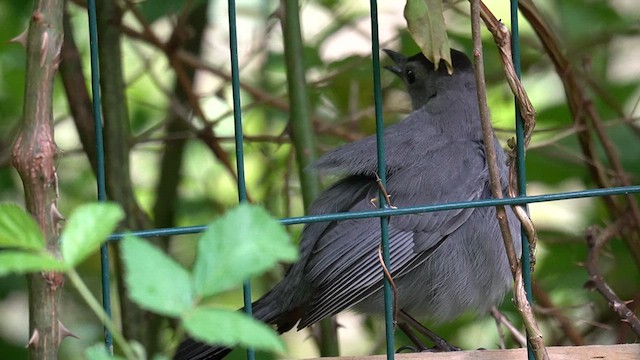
[{"xmin": 84, "ymin": 1, "xmax": 640, "ymax": 360}]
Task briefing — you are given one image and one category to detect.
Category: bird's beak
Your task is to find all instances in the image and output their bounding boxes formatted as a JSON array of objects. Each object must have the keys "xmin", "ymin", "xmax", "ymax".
[{"xmin": 382, "ymin": 49, "xmax": 406, "ymax": 77}]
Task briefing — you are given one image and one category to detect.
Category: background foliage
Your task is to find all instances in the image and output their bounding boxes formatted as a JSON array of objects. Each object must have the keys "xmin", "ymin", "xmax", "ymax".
[{"xmin": 0, "ymin": 0, "xmax": 639, "ymax": 358}]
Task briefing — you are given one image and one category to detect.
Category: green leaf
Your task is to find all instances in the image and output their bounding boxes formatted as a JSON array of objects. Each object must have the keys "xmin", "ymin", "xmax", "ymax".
[
  {"xmin": 121, "ymin": 235, "xmax": 193, "ymax": 317},
  {"xmin": 0, "ymin": 251, "xmax": 65, "ymax": 276},
  {"xmin": 0, "ymin": 203, "xmax": 44, "ymax": 250},
  {"xmin": 404, "ymin": 0, "xmax": 452, "ymax": 73},
  {"xmin": 182, "ymin": 307, "xmax": 285, "ymax": 354},
  {"xmin": 85, "ymin": 343, "xmax": 126, "ymax": 360},
  {"xmin": 61, "ymin": 202, "xmax": 124, "ymax": 267},
  {"xmin": 193, "ymin": 204, "xmax": 297, "ymax": 297}
]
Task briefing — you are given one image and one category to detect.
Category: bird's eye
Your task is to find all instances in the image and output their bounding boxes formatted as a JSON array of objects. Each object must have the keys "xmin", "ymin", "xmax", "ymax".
[{"xmin": 405, "ymin": 69, "xmax": 416, "ymax": 84}]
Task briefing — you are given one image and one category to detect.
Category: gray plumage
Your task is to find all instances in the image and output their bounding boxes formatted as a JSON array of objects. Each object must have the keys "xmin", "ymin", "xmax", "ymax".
[{"xmin": 175, "ymin": 49, "xmax": 522, "ymax": 360}]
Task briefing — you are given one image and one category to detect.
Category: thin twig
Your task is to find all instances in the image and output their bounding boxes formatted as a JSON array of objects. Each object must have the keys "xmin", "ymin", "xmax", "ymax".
[
  {"xmin": 478, "ymin": 1, "xmax": 539, "ymax": 266},
  {"xmin": 479, "ymin": 2, "xmax": 536, "ymax": 150},
  {"xmin": 518, "ymin": 0, "xmax": 640, "ymax": 267},
  {"xmin": 371, "ymin": 171, "xmax": 398, "ymax": 325},
  {"xmin": 532, "ymin": 281, "xmax": 586, "ymax": 345},
  {"xmin": 375, "ymin": 172, "xmax": 396, "ymax": 209},
  {"xmin": 584, "ymin": 225, "xmax": 640, "ymax": 337},
  {"xmin": 377, "ymin": 245, "xmax": 398, "ymax": 328},
  {"xmin": 470, "ymin": 1, "xmax": 518, "ymax": 278},
  {"xmin": 492, "ymin": 308, "xmax": 507, "ymax": 349},
  {"xmin": 471, "ymin": 1, "xmax": 548, "ymax": 359},
  {"xmin": 123, "ymin": 1, "xmax": 242, "ymax": 190},
  {"xmin": 491, "ymin": 307, "xmax": 527, "ymax": 348}
]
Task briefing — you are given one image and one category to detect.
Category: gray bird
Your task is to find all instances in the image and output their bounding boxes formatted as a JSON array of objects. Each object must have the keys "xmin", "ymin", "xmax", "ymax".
[{"xmin": 175, "ymin": 49, "xmax": 522, "ymax": 360}]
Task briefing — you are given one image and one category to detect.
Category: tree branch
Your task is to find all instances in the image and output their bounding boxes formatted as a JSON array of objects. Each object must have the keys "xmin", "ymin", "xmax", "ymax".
[
  {"xmin": 585, "ymin": 225, "xmax": 640, "ymax": 337},
  {"xmin": 13, "ymin": 0, "xmax": 67, "ymax": 358}
]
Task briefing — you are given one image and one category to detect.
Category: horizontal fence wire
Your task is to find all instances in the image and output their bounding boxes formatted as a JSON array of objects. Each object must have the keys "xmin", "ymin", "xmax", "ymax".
[{"xmin": 107, "ymin": 185, "xmax": 640, "ymax": 241}]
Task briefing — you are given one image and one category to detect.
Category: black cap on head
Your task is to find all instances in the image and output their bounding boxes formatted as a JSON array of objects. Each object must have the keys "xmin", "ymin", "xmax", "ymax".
[
  {"xmin": 406, "ymin": 48, "xmax": 472, "ymax": 73},
  {"xmin": 383, "ymin": 48, "xmax": 472, "ymax": 75}
]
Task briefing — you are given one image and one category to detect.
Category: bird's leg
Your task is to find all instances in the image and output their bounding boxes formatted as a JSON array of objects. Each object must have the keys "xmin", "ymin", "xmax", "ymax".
[{"xmin": 398, "ymin": 310, "xmax": 461, "ymax": 352}]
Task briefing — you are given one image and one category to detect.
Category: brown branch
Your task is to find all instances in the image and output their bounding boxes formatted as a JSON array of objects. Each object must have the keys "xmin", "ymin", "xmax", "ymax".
[
  {"xmin": 59, "ymin": 9, "xmax": 97, "ymax": 174},
  {"xmin": 122, "ymin": 1, "xmax": 241, "ymax": 188},
  {"xmin": 470, "ymin": 2, "xmax": 519, "ymax": 278},
  {"xmin": 532, "ymin": 281, "xmax": 586, "ymax": 346},
  {"xmin": 518, "ymin": 0, "xmax": 640, "ymax": 267},
  {"xmin": 478, "ymin": 2, "xmax": 536, "ymax": 150},
  {"xmin": 478, "ymin": 2, "xmax": 539, "ymax": 267},
  {"xmin": 471, "ymin": 1, "xmax": 548, "ymax": 359},
  {"xmin": 118, "ymin": 23, "xmax": 362, "ymax": 143},
  {"xmin": 94, "ymin": 0, "xmax": 157, "ymax": 351},
  {"xmin": 153, "ymin": 0, "xmax": 207, "ymax": 235},
  {"xmin": 584, "ymin": 225, "xmax": 640, "ymax": 337},
  {"xmin": 13, "ymin": 0, "xmax": 67, "ymax": 358},
  {"xmin": 377, "ymin": 245, "xmax": 398, "ymax": 328}
]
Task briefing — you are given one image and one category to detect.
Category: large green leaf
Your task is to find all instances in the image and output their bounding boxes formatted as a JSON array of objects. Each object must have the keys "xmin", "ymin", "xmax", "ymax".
[
  {"xmin": 404, "ymin": 0, "xmax": 452, "ymax": 72},
  {"xmin": 60, "ymin": 202, "xmax": 124, "ymax": 267},
  {"xmin": 121, "ymin": 235, "xmax": 193, "ymax": 317},
  {"xmin": 0, "ymin": 203, "xmax": 44, "ymax": 250},
  {"xmin": 182, "ymin": 307, "xmax": 285, "ymax": 354},
  {"xmin": 0, "ymin": 251, "xmax": 65, "ymax": 276},
  {"xmin": 192, "ymin": 204, "xmax": 297, "ymax": 297}
]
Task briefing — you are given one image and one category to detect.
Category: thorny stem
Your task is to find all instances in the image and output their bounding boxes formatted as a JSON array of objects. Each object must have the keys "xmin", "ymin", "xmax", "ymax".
[{"xmin": 14, "ymin": 0, "xmax": 65, "ymax": 358}]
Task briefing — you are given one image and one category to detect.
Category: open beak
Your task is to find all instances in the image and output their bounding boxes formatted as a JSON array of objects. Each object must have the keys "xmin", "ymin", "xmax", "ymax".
[{"xmin": 382, "ymin": 49, "xmax": 406, "ymax": 77}]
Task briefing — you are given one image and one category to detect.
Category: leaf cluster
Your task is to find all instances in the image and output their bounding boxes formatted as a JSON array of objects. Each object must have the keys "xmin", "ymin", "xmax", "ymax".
[{"xmin": 0, "ymin": 203, "xmax": 297, "ymax": 359}]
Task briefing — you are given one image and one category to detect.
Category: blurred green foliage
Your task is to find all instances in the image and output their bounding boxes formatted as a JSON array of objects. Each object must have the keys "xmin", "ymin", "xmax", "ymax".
[{"xmin": 1, "ymin": 0, "xmax": 639, "ymax": 358}]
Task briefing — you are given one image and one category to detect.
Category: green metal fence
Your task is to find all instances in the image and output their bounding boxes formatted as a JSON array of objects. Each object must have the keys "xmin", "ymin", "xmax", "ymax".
[{"xmin": 84, "ymin": 1, "xmax": 640, "ymax": 360}]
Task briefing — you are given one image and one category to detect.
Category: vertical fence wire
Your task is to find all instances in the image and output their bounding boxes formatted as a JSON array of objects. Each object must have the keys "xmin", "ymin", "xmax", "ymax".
[
  {"xmin": 227, "ymin": 1, "xmax": 255, "ymax": 360},
  {"xmin": 86, "ymin": 0, "xmax": 113, "ymax": 353},
  {"xmin": 369, "ymin": 1, "xmax": 395, "ymax": 359},
  {"xmin": 510, "ymin": 2, "xmax": 535, "ymax": 359}
]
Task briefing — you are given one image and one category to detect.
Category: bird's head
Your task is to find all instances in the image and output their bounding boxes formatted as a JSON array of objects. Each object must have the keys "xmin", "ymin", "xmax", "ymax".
[{"xmin": 383, "ymin": 48, "xmax": 474, "ymax": 110}]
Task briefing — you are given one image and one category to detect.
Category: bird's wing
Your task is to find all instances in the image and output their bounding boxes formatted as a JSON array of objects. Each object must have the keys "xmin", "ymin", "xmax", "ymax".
[
  {"xmin": 297, "ymin": 140, "xmax": 488, "ymax": 328},
  {"xmin": 312, "ymin": 110, "xmax": 452, "ymax": 176}
]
